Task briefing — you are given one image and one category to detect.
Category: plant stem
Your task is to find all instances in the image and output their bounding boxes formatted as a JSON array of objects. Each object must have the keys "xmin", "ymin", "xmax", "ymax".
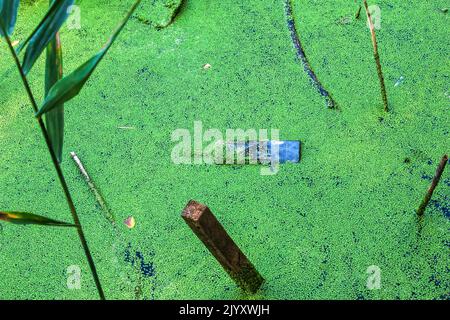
[
  {"xmin": 355, "ymin": 5, "xmax": 362, "ymax": 19},
  {"xmin": 417, "ymin": 154, "xmax": 448, "ymax": 216},
  {"xmin": 70, "ymin": 151, "xmax": 116, "ymax": 224},
  {"xmin": 363, "ymin": 0, "xmax": 388, "ymax": 112},
  {"xmin": 1, "ymin": 23, "xmax": 105, "ymax": 300}
]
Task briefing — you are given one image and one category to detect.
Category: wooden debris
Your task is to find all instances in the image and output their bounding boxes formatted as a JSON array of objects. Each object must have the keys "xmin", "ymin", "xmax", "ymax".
[{"xmin": 181, "ymin": 200, "xmax": 264, "ymax": 293}]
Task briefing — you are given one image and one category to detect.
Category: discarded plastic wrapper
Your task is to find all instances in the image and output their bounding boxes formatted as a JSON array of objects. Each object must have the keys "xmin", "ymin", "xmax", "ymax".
[{"xmin": 223, "ymin": 140, "xmax": 301, "ymax": 165}]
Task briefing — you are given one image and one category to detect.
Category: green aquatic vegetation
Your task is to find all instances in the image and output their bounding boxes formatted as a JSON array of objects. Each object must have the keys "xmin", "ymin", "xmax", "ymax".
[
  {"xmin": 0, "ymin": 0, "xmax": 142, "ymax": 299},
  {"xmin": 0, "ymin": 0, "xmax": 448, "ymax": 300},
  {"xmin": 136, "ymin": 0, "xmax": 183, "ymax": 29}
]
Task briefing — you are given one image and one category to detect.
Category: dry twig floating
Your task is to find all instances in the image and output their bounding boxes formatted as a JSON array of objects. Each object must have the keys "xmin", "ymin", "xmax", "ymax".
[{"xmin": 70, "ymin": 152, "xmax": 116, "ymax": 224}]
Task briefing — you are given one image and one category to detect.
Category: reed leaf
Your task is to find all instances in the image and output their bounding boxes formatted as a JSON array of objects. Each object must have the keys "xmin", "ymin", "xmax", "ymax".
[
  {"xmin": 35, "ymin": 0, "xmax": 142, "ymax": 118},
  {"xmin": 45, "ymin": 29, "xmax": 64, "ymax": 163},
  {"xmin": 21, "ymin": 0, "xmax": 74, "ymax": 75},
  {"xmin": 0, "ymin": 211, "xmax": 76, "ymax": 227},
  {"xmin": 0, "ymin": 0, "xmax": 20, "ymax": 37}
]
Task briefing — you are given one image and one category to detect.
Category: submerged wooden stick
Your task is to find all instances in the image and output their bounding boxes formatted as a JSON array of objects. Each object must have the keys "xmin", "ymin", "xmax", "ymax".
[
  {"xmin": 284, "ymin": 0, "xmax": 337, "ymax": 109},
  {"xmin": 70, "ymin": 152, "xmax": 115, "ymax": 224},
  {"xmin": 363, "ymin": 0, "xmax": 389, "ymax": 112},
  {"xmin": 181, "ymin": 200, "xmax": 264, "ymax": 293},
  {"xmin": 417, "ymin": 154, "xmax": 448, "ymax": 216}
]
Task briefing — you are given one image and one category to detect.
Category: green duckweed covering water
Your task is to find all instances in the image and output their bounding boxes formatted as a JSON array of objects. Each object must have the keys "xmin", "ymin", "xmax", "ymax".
[{"xmin": 0, "ymin": 0, "xmax": 448, "ymax": 299}]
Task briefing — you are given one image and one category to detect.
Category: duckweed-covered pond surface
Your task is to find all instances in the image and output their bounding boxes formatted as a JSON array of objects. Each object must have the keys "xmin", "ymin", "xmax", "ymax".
[{"xmin": 0, "ymin": 0, "xmax": 449, "ymax": 299}]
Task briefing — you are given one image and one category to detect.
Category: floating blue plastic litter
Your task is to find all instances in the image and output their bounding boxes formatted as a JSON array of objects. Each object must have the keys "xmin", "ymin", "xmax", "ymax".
[{"xmin": 227, "ymin": 140, "xmax": 301, "ymax": 164}]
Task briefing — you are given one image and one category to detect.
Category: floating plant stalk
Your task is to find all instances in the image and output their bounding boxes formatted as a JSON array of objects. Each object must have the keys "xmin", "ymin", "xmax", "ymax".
[
  {"xmin": 70, "ymin": 152, "xmax": 150, "ymax": 299},
  {"xmin": 417, "ymin": 154, "xmax": 448, "ymax": 216},
  {"xmin": 70, "ymin": 152, "xmax": 116, "ymax": 224},
  {"xmin": 363, "ymin": 0, "xmax": 389, "ymax": 112},
  {"xmin": 284, "ymin": 0, "xmax": 337, "ymax": 109}
]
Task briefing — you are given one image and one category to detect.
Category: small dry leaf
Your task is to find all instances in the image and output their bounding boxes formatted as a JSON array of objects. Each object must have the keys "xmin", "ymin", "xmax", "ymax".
[
  {"xmin": 124, "ymin": 216, "xmax": 136, "ymax": 229},
  {"xmin": 12, "ymin": 40, "xmax": 19, "ymax": 47},
  {"xmin": 203, "ymin": 63, "xmax": 211, "ymax": 70}
]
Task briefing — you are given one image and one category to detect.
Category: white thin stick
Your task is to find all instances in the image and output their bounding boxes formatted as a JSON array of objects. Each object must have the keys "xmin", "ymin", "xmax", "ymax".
[{"xmin": 70, "ymin": 152, "xmax": 115, "ymax": 224}]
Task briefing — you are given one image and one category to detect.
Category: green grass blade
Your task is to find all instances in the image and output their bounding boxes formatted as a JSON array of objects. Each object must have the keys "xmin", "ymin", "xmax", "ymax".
[
  {"xmin": 45, "ymin": 27, "xmax": 64, "ymax": 163},
  {"xmin": 35, "ymin": 0, "xmax": 142, "ymax": 118},
  {"xmin": 15, "ymin": 0, "xmax": 61, "ymax": 54},
  {"xmin": 21, "ymin": 0, "xmax": 74, "ymax": 75},
  {"xmin": 0, "ymin": 211, "xmax": 76, "ymax": 227},
  {"xmin": 0, "ymin": 0, "xmax": 20, "ymax": 37}
]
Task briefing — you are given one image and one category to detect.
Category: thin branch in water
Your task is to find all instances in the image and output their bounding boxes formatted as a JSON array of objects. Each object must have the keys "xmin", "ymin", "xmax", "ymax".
[
  {"xmin": 356, "ymin": 5, "xmax": 362, "ymax": 19},
  {"xmin": 284, "ymin": 0, "xmax": 337, "ymax": 109},
  {"xmin": 417, "ymin": 154, "xmax": 448, "ymax": 216},
  {"xmin": 363, "ymin": 0, "xmax": 389, "ymax": 112},
  {"xmin": 355, "ymin": 0, "xmax": 362, "ymax": 19},
  {"xmin": 70, "ymin": 152, "xmax": 116, "ymax": 224}
]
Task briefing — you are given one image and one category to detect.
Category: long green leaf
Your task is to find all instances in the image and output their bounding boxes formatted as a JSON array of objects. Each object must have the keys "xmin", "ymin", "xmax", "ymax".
[
  {"xmin": 0, "ymin": 211, "xmax": 76, "ymax": 227},
  {"xmin": 21, "ymin": 0, "xmax": 74, "ymax": 75},
  {"xmin": 36, "ymin": 0, "xmax": 142, "ymax": 118},
  {"xmin": 45, "ymin": 16, "xmax": 64, "ymax": 163},
  {"xmin": 0, "ymin": 0, "xmax": 20, "ymax": 37},
  {"xmin": 15, "ymin": 0, "xmax": 60, "ymax": 53}
]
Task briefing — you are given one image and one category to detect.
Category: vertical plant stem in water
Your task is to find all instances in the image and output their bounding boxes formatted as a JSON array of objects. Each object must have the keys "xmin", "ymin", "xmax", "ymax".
[
  {"xmin": 356, "ymin": 5, "xmax": 362, "ymax": 19},
  {"xmin": 0, "ymin": 22, "xmax": 105, "ymax": 300},
  {"xmin": 363, "ymin": 0, "xmax": 389, "ymax": 112},
  {"xmin": 417, "ymin": 155, "xmax": 448, "ymax": 216}
]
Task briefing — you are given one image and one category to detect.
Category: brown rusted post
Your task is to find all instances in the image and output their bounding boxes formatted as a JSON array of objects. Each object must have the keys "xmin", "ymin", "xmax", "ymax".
[
  {"xmin": 181, "ymin": 200, "xmax": 264, "ymax": 293},
  {"xmin": 417, "ymin": 154, "xmax": 448, "ymax": 216}
]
